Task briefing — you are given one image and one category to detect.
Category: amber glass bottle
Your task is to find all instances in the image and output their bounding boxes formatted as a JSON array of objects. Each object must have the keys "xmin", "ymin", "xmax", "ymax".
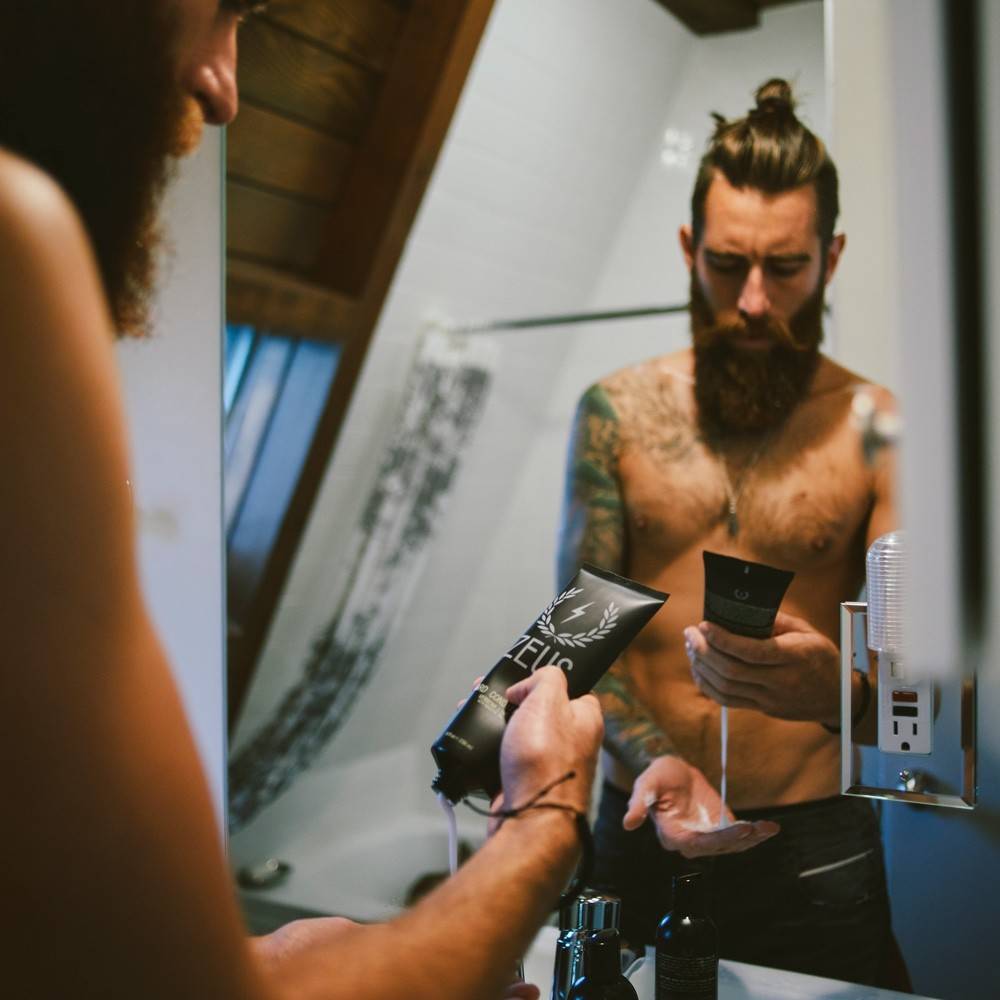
[{"xmin": 654, "ymin": 871, "xmax": 718, "ymax": 1000}]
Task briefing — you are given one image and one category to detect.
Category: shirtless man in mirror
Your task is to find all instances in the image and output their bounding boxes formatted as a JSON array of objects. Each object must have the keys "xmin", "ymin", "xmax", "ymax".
[{"xmin": 558, "ymin": 80, "xmax": 902, "ymax": 988}]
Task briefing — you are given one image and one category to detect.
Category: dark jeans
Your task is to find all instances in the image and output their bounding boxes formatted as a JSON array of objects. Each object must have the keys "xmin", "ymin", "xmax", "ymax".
[{"xmin": 593, "ymin": 783, "xmax": 896, "ymax": 988}]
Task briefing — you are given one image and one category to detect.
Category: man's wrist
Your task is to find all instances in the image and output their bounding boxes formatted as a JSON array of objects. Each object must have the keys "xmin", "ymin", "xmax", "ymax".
[
  {"xmin": 501, "ymin": 768, "xmax": 593, "ymax": 816},
  {"xmin": 609, "ymin": 743, "xmax": 674, "ymax": 780},
  {"xmin": 493, "ymin": 804, "xmax": 582, "ymax": 866},
  {"xmin": 822, "ymin": 670, "xmax": 871, "ymax": 733}
]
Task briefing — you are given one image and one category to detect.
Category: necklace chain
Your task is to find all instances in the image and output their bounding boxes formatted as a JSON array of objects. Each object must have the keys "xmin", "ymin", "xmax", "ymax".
[{"xmin": 718, "ymin": 438, "xmax": 772, "ymax": 537}]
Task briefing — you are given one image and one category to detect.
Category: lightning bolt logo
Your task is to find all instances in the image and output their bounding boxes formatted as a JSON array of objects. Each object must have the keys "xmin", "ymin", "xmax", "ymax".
[{"xmin": 561, "ymin": 601, "xmax": 595, "ymax": 624}]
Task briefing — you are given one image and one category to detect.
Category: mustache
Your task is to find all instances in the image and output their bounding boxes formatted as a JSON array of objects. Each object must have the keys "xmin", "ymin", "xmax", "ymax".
[{"xmin": 691, "ymin": 311, "xmax": 809, "ymax": 353}]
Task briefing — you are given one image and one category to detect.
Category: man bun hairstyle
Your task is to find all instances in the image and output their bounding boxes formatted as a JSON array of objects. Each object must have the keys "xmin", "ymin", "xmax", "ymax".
[{"xmin": 691, "ymin": 78, "xmax": 839, "ymax": 248}]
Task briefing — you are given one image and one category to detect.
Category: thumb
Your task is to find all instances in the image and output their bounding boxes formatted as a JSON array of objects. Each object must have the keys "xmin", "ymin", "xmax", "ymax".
[
  {"xmin": 505, "ymin": 665, "xmax": 567, "ymax": 706},
  {"xmin": 623, "ymin": 783, "xmax": 656, "ymax": 831}
]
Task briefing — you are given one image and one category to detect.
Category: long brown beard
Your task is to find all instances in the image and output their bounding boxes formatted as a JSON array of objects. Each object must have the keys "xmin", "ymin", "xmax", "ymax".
[
  {"xmin": 691, "ymin": 270, "xmax": 824, "ymax": 441},
  {"xmin": 0, "ymin": 3, "xmax": 190, "ymax": 337}
]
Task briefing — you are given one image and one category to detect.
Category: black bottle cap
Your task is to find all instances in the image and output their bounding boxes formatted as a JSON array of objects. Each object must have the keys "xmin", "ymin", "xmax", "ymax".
[
  {"xmin": 671, "ymin": 870, "xmax": 708, "ymax": 915},
  {"xmin": 581, "ymin": 927, "xmax": 623, "ymax": 983}
]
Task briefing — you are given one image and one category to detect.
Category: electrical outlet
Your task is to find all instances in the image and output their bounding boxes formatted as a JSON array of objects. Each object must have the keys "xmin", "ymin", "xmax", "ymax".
[{"xmin": 876, "ymin": 652, "xmax": 932, "ymax": 755}]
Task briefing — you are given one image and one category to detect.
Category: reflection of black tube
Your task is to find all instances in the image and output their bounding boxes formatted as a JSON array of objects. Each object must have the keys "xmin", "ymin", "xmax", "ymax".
[
  {"xmin": 431, "ymin": 564, "xmax": 667, "ymax": 803},
  {"xmin": 702, "ymin": 551, "xmax": 794, "ymax": 638}
]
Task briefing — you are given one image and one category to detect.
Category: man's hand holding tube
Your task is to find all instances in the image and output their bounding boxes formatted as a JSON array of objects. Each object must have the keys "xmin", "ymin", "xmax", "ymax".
[
  {"xmin": 685, "ymin": 611, "xmax": 842, "ymax": 727},
  {"xmin": 499, "ymin": 665, "xmax": 603, "ymax": 816},
  {"xmin": 494, "ymin": 668, "xmax": 603, "ymax": 1000}
]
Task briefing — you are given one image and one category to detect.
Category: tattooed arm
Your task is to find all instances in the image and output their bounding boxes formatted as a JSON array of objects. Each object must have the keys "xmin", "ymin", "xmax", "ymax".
[
  {"xmin": 557, "ymin": 386, "xmax": 779, "ymax": 854},
  {"xmin": 557, "ymin": 384, "xmax": 675, "ymax": 773},
  {"xmin": 557, "ymin": 383, "xmax": 627, "ymax": 583}
]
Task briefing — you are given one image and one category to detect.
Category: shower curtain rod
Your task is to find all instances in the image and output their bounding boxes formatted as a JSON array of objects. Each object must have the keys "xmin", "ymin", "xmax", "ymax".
[{"xmin": 448, "ymin": 302, "xmax": 690, "ymax": 335}]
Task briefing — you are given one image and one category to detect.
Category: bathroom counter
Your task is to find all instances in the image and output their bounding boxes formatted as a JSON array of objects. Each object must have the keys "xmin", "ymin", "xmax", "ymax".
[{"xmin": 523, "ymin": 927, "xmax": 937, "ymax": 999}]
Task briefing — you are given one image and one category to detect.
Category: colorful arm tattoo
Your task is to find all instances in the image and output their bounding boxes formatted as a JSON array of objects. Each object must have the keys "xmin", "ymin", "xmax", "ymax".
[
  {"xmin": 557, "ymin": 384, "xmax": 674, "ymax": 771},
  {"xmin": 557, "ymin": 384, "xmax": 626, "ymax": 584},
  {"xmin": 596, "ymin": 668, "xmax": 677, "ymax": 774}
]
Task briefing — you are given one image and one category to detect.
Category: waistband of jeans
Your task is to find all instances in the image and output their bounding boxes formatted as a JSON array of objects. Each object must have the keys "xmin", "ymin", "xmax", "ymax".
[{"xmin": 600, "ymin": 780, "xmax": 858, "ymax": 822}]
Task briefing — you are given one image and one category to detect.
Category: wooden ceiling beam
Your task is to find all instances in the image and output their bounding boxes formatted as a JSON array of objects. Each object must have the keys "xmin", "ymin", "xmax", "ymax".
[
  {"xmin": 236, "ymin": 15, "xmax": 380, "ymax": 140},
  {"xmin": 310, "ymin": 0, "xmax": 496, "ymax": 302},
  {"xmin": 228, "ymin": 102, "xmax": 354, "ymax": 205},
  {"xmin": 226, "ymin": 258, "xmax": 364, "ymax": 344},
  {"xmin": 260, "ymin": 0, "xmax": 408, "ymax": 74},
  {"xmin": 650, "ymin": 0, "xmax": 761, "ymax": 35}
]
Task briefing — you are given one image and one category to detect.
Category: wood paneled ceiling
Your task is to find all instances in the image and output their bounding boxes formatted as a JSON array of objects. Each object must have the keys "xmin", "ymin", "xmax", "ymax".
[
  {"xmin": 651, "ymin": 0, "xmax": 816, "ymax": 36},
  {"xmin": 227, "ymin": 0, "xmax": 495, "ymax": 345},
  {"xmin": 227, "ymin": 0, "xmax": 818, "ymax": 341}
]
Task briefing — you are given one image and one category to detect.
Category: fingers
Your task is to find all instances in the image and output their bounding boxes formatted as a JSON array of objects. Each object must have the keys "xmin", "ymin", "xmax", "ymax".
[
  {"xmin": 499, "ymin": 666, "xmax": 600, "ymax": 815},
  {"xmin": 690, "ymin": 657, "xmax": 767, "ymax": 710},
  {"xmin": 685, "ymin": 629, "xmax": 768, "ymax": 708},
  {"xmin": 696, "ymin": 622, "xmax": 783, "ymax": 665},
  {"xmin": 570, "ymin": 691, "xmax": 604, "ymax": 737},
  {"xmin": 685, "ymin": 628, "xmax": 771, "ymax": 681},
  {"xmin": 623, "ymin": 786, "xmax": 656, "ymax": 830},
  {"xmin": 665, "ymin": 819, "xmax": 780, "ymax": 859},
  {"xmin": 505, "ymin": 664, "xmax": 568, "ymax": 706},
  {"xmin": 623, "ymin": 772, "xmax": 661, "ymax": 831}
]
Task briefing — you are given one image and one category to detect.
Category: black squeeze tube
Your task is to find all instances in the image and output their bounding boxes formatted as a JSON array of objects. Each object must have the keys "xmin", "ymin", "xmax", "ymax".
[
  {"xmin": 702, "ymin": 551, "xmax": 794, "ymax": 639},
  {"xmin": 431, "ymin": 564, "xmax": 667, "ymax": 804}
]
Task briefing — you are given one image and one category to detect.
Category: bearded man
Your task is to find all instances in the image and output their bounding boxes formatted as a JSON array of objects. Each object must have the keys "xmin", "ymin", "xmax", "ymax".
[
  {"xmin": 558, "ymin": 79, "xmax": 904, "ymax": 988},
  {"xmin": 0, "ymin": 3, "xmax": 602, "ymax": 998}
]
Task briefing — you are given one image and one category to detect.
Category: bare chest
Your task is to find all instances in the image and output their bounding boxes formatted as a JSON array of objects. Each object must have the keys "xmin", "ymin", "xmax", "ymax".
[{"xmin": 619, "ymin": 432, "xmax": 873, "ymax": 574}]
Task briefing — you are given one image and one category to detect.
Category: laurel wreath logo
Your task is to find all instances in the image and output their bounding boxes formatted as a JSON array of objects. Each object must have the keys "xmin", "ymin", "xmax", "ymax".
[{"xmin": 536, "ymin": 587, "xmax": 620, "ymax": 648}]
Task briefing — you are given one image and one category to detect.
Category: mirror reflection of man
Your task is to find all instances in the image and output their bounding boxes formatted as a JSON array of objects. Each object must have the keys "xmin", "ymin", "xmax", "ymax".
[
  {"xmin": 0, "ymin": 3, "xmax": 602, "ymax": 998},
  {"xmin": 558, "ymin": 80, "xmax": 904, "ymax": 988}
]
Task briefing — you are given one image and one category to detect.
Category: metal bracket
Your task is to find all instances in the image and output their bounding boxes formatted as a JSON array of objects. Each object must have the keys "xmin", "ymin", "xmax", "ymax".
[{"xmin": 840, "ymin": 602, "xmax": 976, "ymax": 809}]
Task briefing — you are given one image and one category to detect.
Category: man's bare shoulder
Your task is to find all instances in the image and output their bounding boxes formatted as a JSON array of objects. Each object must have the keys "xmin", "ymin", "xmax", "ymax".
[
  {"xmin": 0, "ymin": 149, "xmax": 107, "ymax": 317},
  {"xmin": 0, "ymin": 150, "xmax": 134, "ymax": 625},
  {"xmin": 593, "ymin": 349, "xmax": 694, "ymax": 414},
  {"xmin": 0, "ymin": 150, "xmax": 112, "ymax": 362},
  {"xmin": 813, "ymin": 354, "xmax": 896, "ymax": 408},
  {"xmin": 0, "ymin": 149, "xmax": 80, "ymax": 243}
]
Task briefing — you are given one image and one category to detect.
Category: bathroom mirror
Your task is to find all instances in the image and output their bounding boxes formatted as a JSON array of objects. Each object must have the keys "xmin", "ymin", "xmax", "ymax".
[{"xmin": 226, "ymin": 0, "xmax": 906, "ymax": 928}]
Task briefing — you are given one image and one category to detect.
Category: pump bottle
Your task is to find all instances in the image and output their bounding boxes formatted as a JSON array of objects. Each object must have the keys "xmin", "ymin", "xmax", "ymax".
[
  {"xmin": 567, "ymin": 928, "xmax": 638, "ymax": 1000},
  {"xmin": 655, "ymin": 871, "xmax": 718, "ymax": 1000},
  {"xmin": 553, "ymin": 892, "xmax": 621, "ymax": 1000}
]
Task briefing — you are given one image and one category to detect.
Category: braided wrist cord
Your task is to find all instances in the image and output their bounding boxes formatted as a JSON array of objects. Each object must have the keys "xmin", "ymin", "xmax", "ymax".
[{"xmin": 462, "ymin": 771, "xmax": 594, "ymax": 904}]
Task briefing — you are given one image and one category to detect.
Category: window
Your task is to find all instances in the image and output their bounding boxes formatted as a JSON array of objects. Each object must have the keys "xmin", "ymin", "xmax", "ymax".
[{"xmin": 224, "ymin": 324, "xmax": 340, "ymax": 720}]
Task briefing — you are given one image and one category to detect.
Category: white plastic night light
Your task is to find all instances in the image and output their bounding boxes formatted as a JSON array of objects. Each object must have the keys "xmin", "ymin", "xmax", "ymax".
[{"xmin": 868, "ymin": 532, "xmax": 932, "ymax": 755}]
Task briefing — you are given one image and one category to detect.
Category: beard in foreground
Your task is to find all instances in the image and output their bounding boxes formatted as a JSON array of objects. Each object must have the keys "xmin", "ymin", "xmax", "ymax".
[{"xmin": 0, "ymin": 2, "xmax": 197, "ymax": 336}]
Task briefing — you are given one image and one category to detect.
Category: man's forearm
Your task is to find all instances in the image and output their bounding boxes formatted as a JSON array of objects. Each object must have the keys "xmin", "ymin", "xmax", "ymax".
[
  {"xmin": 258, "ymin": 809, "xmax": 580, "ymax": 1000},
  {"xmin": 598, "ymin": 669, "xmax": 676, "ymax": 777}
]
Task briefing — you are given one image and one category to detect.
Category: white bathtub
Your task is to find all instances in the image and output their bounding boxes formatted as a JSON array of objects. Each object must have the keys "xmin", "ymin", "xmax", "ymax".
[{"xmin": 231, "ymin": 746, "xmax": 487, "ymax": 922}]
